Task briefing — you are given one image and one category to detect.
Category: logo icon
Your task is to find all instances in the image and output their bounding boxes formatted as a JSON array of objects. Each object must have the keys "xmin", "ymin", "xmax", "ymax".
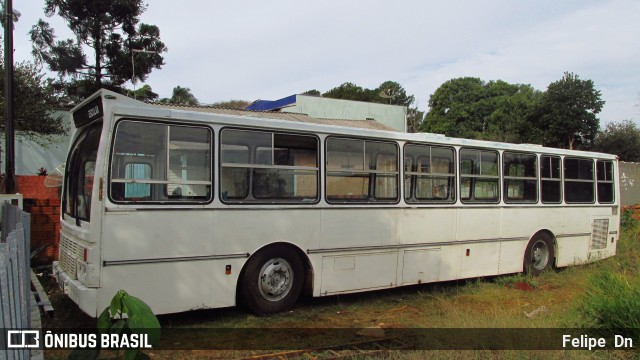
[{"xmin": 7, "ymin": 330, "xmax": 40, "ymax": 348}]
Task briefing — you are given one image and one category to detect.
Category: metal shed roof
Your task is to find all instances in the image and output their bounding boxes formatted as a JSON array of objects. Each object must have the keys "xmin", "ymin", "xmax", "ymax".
[{"xmin": 150, "ymin": 103, "xmax": 395, "ymax": 131}]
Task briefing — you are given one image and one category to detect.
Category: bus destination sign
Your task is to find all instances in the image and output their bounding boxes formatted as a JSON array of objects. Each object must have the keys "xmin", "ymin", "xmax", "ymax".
[{"xmin": 73, "ymin": 96, "xmax": 104, "ymax": 128}]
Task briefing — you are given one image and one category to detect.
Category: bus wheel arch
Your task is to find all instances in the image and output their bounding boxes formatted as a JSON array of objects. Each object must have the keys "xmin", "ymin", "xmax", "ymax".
[
  {"xmin": 523, "ymin": 230, "xmax": 556, "ymax": 275},
  {"xmin": 237, "ymin": 242, "xmax": 312, "ymax": 315}
]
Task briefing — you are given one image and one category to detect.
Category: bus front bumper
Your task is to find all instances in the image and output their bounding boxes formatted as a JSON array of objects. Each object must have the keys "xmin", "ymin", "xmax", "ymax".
[{"xmin": 53, "ymin": 261, "xmax": 99, "ymax": 317}]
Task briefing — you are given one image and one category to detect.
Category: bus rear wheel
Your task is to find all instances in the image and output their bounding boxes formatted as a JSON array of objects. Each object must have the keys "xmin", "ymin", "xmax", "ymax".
[
  {"xmin": 239, "ymin": 246, "xmax": 304, "ymax": 315},
  {"xmin": 524, "ymin": 233, "xmax": 555, "ymax": 276}
]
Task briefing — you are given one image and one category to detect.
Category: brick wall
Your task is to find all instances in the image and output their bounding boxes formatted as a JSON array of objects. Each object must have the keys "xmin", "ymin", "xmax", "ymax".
[{"xmin": 16, "ymin": 175, "xmax": 60, "ymax": 265}]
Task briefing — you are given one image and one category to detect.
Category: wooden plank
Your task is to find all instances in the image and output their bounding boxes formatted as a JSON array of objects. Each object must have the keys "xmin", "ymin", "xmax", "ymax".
[{"xmin": 31, "ymin": 271, "xmax": 54, "ymax": 314}]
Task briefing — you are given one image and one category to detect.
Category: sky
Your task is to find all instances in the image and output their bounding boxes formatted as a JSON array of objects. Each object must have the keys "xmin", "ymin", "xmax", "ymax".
[{"xmin": 12, "ymin": 0, "xmax": 640, "ymax": 126}]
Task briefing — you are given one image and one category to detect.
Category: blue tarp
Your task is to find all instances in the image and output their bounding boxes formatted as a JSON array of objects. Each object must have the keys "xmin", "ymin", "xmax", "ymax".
[{"xmin": 245, "ymin": 94, "xmax": 297, "ymax": 111}]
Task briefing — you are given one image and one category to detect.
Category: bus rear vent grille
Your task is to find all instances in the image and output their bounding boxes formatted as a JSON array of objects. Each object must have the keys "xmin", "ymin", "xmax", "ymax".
[
  {"xmin": 591, "ymin": 219, "xmax": 609, "ymax": 250},
  {"xmin": 59, "ymin": 235, "xmax": 82, "ymax": 279}
]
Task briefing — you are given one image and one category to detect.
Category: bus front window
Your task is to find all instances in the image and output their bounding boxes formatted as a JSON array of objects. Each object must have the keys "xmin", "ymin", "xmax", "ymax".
[{"xmin": 64, "ymin": 123, "xmax": 102, "ymax": 222}]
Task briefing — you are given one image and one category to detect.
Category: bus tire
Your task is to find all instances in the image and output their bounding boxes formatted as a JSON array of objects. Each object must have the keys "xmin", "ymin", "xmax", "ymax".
[
  {"xmin": 524, "ymin": 233, "xmax": 555, "ymax": 276},
  {"xmin": 240, "ymin": 246, "xmax": 304, "ymax": 315}
]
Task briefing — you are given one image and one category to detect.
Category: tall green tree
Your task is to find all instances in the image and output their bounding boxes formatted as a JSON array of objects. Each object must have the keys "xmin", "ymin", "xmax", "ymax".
[
  {"xmin": 421, "ymin": 77, "xmax": 542, "ymax": 143},
  {"xmin": 125, "ymin": 84, "xmax": 158, "ymax": 102},
  {"xmin": 533, "ymin": 72, "xmax": 604, "ymax": 149},
  {"xmin": 592, "ymin": 120, "xmax": 640, "ymax": 161},
  {"xmin": 322, "ymin": 81, "xmax": 415, "ymax": 107},
  {"xmin": 421, "ymin": 77, "xmax": 487, "ymax": 138},
  {"xmin": 301, "ymin": 89, "xmax": 321, "ymax": 96},
  {"xmin": 406, "ymin": 107, "xmax": 424, "ymax": 133},
  {"xmin": 322, "ymin": 82, "xmax": 373, "ymax": 102},
  {"xmin": 29, "ymin": 0, "xmax": 167, "ymax": 101},
  {"xmin": 376, "ymin": 81, "xmax": 414, "ymax": 107},
  {"xmin": 0, "ymin": 52, "xmax": 66, "ymax": 144},
  {"xmin": 160, "ymin": 86, "xmax": 198, "ymax": 105},
  {"xmin": 0, "ymin": 6, "xmax": 66, "ymax": 143}
]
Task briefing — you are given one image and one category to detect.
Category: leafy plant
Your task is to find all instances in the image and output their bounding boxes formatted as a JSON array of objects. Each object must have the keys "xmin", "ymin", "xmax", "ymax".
[
  {"xmin": 37, "ymin": 167, "xmax": 48, "ymax": 176},
  {"xmin": 577, "ymin": 270, "xmax": 640, "ymax": 342},
  {"xmin": 69, "ymin": 290, "xmax": 160, "ymax": 360},
  {"xmin": 621, "ymin": 208, "xmax": 638, "ymax": 230}
]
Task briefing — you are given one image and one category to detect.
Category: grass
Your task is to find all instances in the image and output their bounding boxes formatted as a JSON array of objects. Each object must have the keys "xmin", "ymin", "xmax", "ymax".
[{"xmin": 43, "ymin": 219, "xmax": 640, "ymax": 359}]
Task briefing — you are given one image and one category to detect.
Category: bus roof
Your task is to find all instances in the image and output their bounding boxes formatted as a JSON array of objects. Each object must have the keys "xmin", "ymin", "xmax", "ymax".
[{"xmin": 71, "ymin": 89, "xmax": 617, "ymax": 160}]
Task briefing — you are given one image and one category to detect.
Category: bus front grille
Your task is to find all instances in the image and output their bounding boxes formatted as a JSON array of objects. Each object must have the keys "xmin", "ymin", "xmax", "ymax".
[
  {"xmin": 59, "ymin": 234, "xmax": 83, "ymax": 279},
  {"xmin": 591, "ymin": 219, "xmax": 609, "ymax": 250}
]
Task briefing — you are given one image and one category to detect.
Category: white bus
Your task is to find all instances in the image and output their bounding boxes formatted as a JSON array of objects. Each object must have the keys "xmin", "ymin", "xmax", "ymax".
[{"xmin": 54, "ymin": 90, "xmax": 620, "ymax": 316}]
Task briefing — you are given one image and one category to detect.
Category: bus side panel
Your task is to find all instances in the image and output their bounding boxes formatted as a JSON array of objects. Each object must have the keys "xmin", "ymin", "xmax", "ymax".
[
  {"xmin": 555, "ymin": 207, "xmax": 592, "ymax": 267},
  {"xmin": 556, "ymin": 236, "xmax": 590, "ymax": 267},
  {"xmin": 102, "ymin": 210, "xmax": 215, "ymax": 261},
  {"xmin": 456, "ymin": 208, "xmax": 500, "ymax": 241},
  {"xmin": 100, "ymin": 259, "xmax": 242, "ymax": 314},
  {"xmin": 403, "ymin": 208, "xmax": 456, "ymax": 245},
  {"xmin": 100, "ymin": 210, "xmax": 222, "ymax": 313},
  {"xmin": 317, "ymin": 209, "xmax": 401, "ymax": 294},
  {"xmin": 212, "ymin": 209, "xmax": 320, "ymax": 255},
  {"xmin": 319, "ymin": 251, "xmax": 398, "ymax": 294},
  {"xmin": 320, "ymin": 208, "xmax": 402, "ymax": 249},
  {"xmin": 500, "ymin": 207, "xmax": 563, "ymax": 274}
]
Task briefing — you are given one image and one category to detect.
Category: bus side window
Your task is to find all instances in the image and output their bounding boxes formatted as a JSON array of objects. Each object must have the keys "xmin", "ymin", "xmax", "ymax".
[
  {"xmin": 460, "ymin": 148, "xmax": 499, "ymax": 203},
  {"xmin": 564, "ymin": 158, "xmax": 594, "ymax": 203},
  {"xmin": 503, "ymin": 152, "xmax": 537, "ymax": 203},
  {"xmin": 597, "ymin": 160, "xmax": 614, "ymax": 203},
  {"xmin": 541, "ymin": 155, "xmax": 561, "ymax": 203},
  {"xmin": 404, "ymin": 144, "xmax": 455, "ymax": 203},
  {"xmin": 220, "ymin": 129, "xmax": 319, "ymax": 203},
  {"xmin": 326, "ymin": 138, "xmax": 398, "ymax": 202},
  {"xmin": 110, "ymin": 120, "xmax": 212, "ymax": 203}
]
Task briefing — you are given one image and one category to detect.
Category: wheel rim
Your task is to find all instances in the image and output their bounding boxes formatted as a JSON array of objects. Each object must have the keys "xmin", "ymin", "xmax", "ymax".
[
  {"xmin": 531, "ymin": 239, "xmax": 550, "ymax": 271},
  {"xmin": 258, "ymin": 258, "xmax": 293, "ymax": 302}
]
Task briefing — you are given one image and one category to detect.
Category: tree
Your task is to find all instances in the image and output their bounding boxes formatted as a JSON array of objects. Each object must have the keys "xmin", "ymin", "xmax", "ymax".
[
  {"xmin": 376, "ymin": 81, "xmax": 414, "ymax": 107},
  {"xmin": 301, "ymin": 89, "xmax": 321, "ymax": 96},
  {"xmin": 30, "ymin": 0, "xmax": 167, "ymax": 101},
  {"xmin": 322, "ymin": 82, "xmax": 372, "ymax": 102},
  {"xmin": 0, "ymin": 52, "xmax": 67, "ymax": 144},
  {"xmin": 482, "ymin": 83, "xmax": 544, "ymax": 143},
  {"xmin": 322, "ymin": 81, "xmax": 415, "ymax": 107},
  {"xmin": 533, "ymin": 72, "xmax": 604, "ymax": 149},
  {"xmin": 406, "ymin": 107, "xmax": 424, "ymax": 133},
  {"xmin": 421, "ymin": 77, "xmax": 543, "ymax": 143},
  {"xmin": 0, "ymin": 6, "xmax": 66, "ymax": 143},
  {"xmin": 159, "ymin": 86, "xmax": 198, "ymax": 105},
  {"xmin": 212, "ymin": 100, "xmax": 251, "ymax": 109},
  {"xmin": 421, "ymin": 77, "xmax": 486, "ymax": 138},
  {"xmin": 592, "ymin": 120, "xmax": 640, "ymax": 162},
  {"xmin": 125, "ymin": 84, "xmax": 158, "ymax": 102}
]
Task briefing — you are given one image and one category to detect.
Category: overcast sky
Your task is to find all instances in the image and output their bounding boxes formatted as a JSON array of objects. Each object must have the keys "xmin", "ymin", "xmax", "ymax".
[{"xmin": 13, "ymin": 0, "xmax": 640, "ymax": 126}]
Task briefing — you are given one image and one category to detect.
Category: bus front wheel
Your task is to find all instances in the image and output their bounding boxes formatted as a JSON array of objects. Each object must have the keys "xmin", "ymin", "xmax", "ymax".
[
  {"xmin": 524, "ymin": 233, "xmax": 555, "ymax": 276},
  {"xmin": 239, "ymin": 246, "xmax": 304, "ymax": 315}
]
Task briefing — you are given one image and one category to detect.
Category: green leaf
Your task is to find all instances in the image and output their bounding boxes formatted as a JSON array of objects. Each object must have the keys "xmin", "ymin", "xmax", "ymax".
[
  {"xmin": 68, "ymin": 348, "xmax": 100, "ymax": 360},
  {"xmin": 111, "ymin": 319, "xmax": 126, "ymax": 335},
  {"xmin": 122, "ymin": 294, "xmax": 161, "ymax": 345},
  {"xmin": 97, "ymin": 307, "xmax": 111, "ymax": 334},
  {"xmin": 110, "ymin": 290, "xmax": 128, "ymax": 317}
]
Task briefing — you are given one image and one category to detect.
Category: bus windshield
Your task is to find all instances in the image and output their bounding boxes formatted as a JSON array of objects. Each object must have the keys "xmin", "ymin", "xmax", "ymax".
[{"xmin": 63, "ymin": 123, "xmax": 102, "ymax": 222}]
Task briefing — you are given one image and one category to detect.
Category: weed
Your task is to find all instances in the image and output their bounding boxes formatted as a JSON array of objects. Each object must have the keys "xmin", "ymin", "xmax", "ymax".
[
  {"xmin": 620, "ymin": 208, "xmax": 639, "ymax": 231},
  {"xmin": 574, "ymin": 222, "xmax": 640, "ymax": 343}
]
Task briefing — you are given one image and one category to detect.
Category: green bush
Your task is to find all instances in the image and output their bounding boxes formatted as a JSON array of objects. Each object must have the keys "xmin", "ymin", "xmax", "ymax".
[
  {"xmin": 620, "ymin": 208, "xmax": 638, "ymax": 230},
  {"xmin": 578, "ymin": 270, "xmax": 640, "ymax": 340}
]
